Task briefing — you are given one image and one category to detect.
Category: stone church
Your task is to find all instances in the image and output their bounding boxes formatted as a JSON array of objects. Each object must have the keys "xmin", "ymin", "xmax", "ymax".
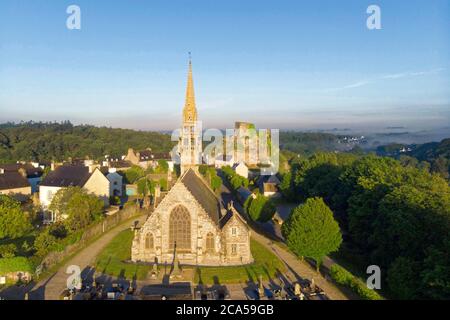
[{"xmin": 131, "ymin": 58, "xmax": 253, "ymax": 266}]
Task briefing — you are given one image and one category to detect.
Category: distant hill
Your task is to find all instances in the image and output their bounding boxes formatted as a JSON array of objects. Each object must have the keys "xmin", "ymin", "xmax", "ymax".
[
  {"xmin": 376, "ymin": 138, "xmax": 450, "ymax": 179},
  {"xmin": 0, "ymin": 121, "xmax": 175, "ymax": 163},
  {"xmin": 376, "ymin": 139, "xmax": 450, "ymax": 161},
  {"xmin": 279, "ymin": 131, "xmax": 366, "ymax": 155},
  {"xmin": 408, "ymin": 139, "xmax": 450, "ymax": 162}
]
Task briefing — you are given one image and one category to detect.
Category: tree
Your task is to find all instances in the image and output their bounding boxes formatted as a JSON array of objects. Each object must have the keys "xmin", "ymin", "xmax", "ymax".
[
  {"xmin": 0, "ymin": 195, "xmax": 32, "ymax": 239},
  {"xmin": 247, "ymin": 194, "xmax": 276, "ymax": 222},
  {"xmin": 49, "ymin": 187, "xmax": 104, "ymax": 233},
  {"xmin": 387, "ymin": 257, "xmax": 420, "ymax": 300},
  {"xmin": 137, "ymin": 178, "xmax": 155, "ymax": 197},
  {"xmin": 159, "ymin": 178, "xmax": 168, "ymax": 191},
  {"xmin": 156, "ymin": 160, "xmax": 169, "ymax": 173},
  {"xmin": 33, "ymin": 230, "xmax": 58, "ymax": 257},
  {"xmin": 282, "ymin": 197, "xmax": 342, "ymax": 270},
  {"xmin": 210, "ymin": 175, "xmax": 222, "ymax": 192},
  {"xmin": 0, "ymin": 244, "xmax": 17, "ymax": 258},
  {"xmin": 431, "ymin": 156, "xmax": 449, "ymax": 180},
  {"xmin": 124, "ymin": 165, "xmax": 145, "ymax": 184}
]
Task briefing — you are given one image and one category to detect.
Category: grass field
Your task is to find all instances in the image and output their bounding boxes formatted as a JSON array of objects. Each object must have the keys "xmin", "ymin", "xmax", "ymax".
[
  {"xmin": 95, "ymin": 230, "xmax": 286, "ymax": 284},
  {"xmin": 95, "ymin": 230, "xmax": 149, "ymax": 280},
  {"xmin": 195, "ymin": 239, "xmax": 286, "ymax": 285}
]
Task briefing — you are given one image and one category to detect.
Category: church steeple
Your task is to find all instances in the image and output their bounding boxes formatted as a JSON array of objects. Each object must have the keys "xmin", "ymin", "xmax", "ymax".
[
  {"xmin": 183, "ymin": 54, "xmax": 197, "ymax": 123},
  {"xmin": 179, "ymin": 54, "xmax": 202, "ymax": 174}
]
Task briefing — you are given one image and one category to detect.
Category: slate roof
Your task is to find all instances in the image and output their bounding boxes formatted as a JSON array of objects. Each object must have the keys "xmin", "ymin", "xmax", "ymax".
[
  {"xmin": 139, "ymin": 150, "xmax": 154, "ymax": 161},
  {"xmin": 0, "ymin": 163, "xmax": 43, "ymax": 178},
  {"xmin": 0, "ymin": 172, "xmax": 30, "ymax": 190},
  {"xmin": 181, "ymin": 168, "xmax": 222, "ymax": 226},
  {"xmin": 257, "ymin": 174, "xmax": 280, "ymax": 187},
  {"xmin": 40, "ymin": 165, "xmax": 92, "ymax": 188},
  {"xmin": 152, "ymin": 152, "xmax": 172, "ymax": 160}
]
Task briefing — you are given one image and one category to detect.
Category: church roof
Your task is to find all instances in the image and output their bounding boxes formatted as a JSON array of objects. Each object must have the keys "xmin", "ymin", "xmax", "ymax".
[{"xmin": 181, "ymin": 168, "xmax": 222, "ymax": 225}]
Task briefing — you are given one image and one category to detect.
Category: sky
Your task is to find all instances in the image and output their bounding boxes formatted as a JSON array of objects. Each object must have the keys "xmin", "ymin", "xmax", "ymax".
[{"xmin": 0, "ymin": 0, "xmax": 449, "ymax": 131}]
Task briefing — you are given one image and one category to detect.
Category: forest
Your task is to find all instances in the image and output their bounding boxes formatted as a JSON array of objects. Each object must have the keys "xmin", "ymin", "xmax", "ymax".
[
  {"xmin": 279, "ymin": 152, "xmax": 450, "ymax": 299},
  {"xmin": 0, "ymin": 121, "xmax": 175, "ymax": 163}
]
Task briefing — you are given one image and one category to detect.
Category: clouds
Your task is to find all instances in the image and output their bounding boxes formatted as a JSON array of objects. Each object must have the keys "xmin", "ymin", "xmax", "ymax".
[{"xmin": 327, "ymin": 67, "xmax": 446, "ymax": 92}]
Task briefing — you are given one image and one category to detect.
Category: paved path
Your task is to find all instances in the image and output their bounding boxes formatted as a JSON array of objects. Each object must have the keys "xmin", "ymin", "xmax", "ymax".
[
  {"xmin": 29, "ymin": 214, "xmax": 147, "ymax": 300},
  {"xmin": 218, "ymin": 174, "xmax": 350, "ymax": 300},
  {"xmin": 251, "ymin": 232, "xmax": 349, "ymax": 300}
]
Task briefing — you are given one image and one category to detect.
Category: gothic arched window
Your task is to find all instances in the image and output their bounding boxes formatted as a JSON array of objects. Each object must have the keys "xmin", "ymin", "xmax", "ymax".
[
  {"xmin": 206, "ymin": 233, "xmax": 215, "ymax": 253},
  {"xmin": 145, "ymin": 233, "xmax": 154, "ymax": 250},
  {"xmin": 169, "ymin": 205, "xmax": 191, "ymax": 252}
]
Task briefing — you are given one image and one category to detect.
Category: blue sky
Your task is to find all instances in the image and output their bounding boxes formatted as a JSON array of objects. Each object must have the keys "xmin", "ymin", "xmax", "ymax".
[{"xmin": 0, "ymin": 0, "xmax": 449, "ymax": 131}]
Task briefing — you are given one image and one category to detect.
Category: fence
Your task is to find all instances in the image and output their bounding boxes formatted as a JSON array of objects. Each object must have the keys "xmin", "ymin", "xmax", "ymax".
[{"xmin": 39, "ymin": 204, "xmax": 146, "ymax": 275}]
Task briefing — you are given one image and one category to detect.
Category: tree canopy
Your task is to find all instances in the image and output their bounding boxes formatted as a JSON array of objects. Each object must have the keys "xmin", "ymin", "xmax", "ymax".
[
  {"xmin": 49, "ymin": 187, "xmax": 104, "ymax": 233},
  {"xmin": 0, "ymin": 195, "xmax": 32, "ymax": 240},
  {"xmin": 282, "ymin": 197, "xmax": 342, "ymax": 268}
]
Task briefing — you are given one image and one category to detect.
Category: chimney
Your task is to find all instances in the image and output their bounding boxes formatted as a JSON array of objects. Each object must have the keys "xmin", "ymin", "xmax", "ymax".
[
  {"xmin": 108, "ymin": 168, "xmax": 117, "ymax": 174},
  {"xmin": 51, "ymin": 162, "xmax": 55, "ymax": 171},
  {"xmin": 88, "ymin": 165, "xmax": 97, "ymax": 174},
  {"xmin": 0, "ymin": 168, "xmax": 4, "ymax": 175}
]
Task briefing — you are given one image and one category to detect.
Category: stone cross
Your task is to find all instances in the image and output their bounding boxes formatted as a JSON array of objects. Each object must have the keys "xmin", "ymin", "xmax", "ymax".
[{"xmin": 258, "ymin": 275, "xmax": 265, "ymax": 297}]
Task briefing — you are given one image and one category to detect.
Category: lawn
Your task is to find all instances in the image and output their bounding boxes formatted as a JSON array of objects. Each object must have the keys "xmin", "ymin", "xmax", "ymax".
[
  {"xmin": 194, "ymin": 239, "xmax": 286, "ymax": 285},
  {"xmin": 95, "ymin": 230, "xmax": 149, "ymax": 280},
  {"xmin": 95, "ymin": 230, "xmax": 286, "ymax": 284}
]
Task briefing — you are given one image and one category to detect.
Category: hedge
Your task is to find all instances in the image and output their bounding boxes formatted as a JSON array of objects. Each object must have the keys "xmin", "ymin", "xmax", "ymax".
[
  {"xmin": 330, "ymin": 264, "xmax": 383, "ymax": 300},
  {"xmin": 0, "ymin": 257, "xmax": 34, "ymax": 274}
]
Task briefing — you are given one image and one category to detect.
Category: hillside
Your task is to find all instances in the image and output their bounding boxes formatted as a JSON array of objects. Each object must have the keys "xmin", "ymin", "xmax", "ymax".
[{"xmin": 0, "ymin": 122, "xmax": 175, "ymax": 163}]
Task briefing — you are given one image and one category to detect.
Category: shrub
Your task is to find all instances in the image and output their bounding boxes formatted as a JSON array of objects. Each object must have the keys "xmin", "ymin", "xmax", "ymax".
[
  {"xmin": 0, "ymin": 244, "xmax": 17, "ymax": 258},
  {"xmin": 159, "ymin": 178, "xmax": 168, "ymax": 191},
  {"xmin": 33, "ymin": 231, "xmax": 58, "ymax": 257},
  {"xmin": 330, "ymin": 264, "xmax": 382, "ymax": 300},
  {"xmin": 248, "ymin": 194, "xmax": 276, "ymax": 222},
  {"xmin": 110, "ymin": 196, "xmax": 121, "ymax": 206}
]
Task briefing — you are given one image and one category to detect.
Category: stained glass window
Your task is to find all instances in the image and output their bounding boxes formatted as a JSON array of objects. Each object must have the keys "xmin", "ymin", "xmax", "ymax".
[
  {"xmin": 169, "ymin": 205, "xmax": 191, "ymax": 252},
  {"xmin": 145, "ymin": 233, "xmax": 154, "ymax": 250},
  {"xmin": 206, "ymin": 233, "xmax": 215, "ymax": 253}
]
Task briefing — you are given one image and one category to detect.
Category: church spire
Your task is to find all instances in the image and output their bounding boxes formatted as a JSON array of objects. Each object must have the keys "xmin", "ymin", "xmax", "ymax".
[{"xmin": 183, "ymin": 53, "xmax": 197, "ymax": 122}]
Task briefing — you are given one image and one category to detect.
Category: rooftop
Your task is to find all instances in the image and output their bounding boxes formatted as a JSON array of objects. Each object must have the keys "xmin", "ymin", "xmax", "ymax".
[{"xmin": 40, "ymin": 165, "xmax": 92, "ymax": 188}]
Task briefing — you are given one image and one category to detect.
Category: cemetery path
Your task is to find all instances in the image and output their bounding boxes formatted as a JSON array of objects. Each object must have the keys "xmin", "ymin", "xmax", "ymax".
[
  {"xmin": 250, "ymin": 232, "xmax": 350, "ymax": 300},
  {"xmin": 29, "ymin": 214, "xmax": 147, "ymax": 300}
]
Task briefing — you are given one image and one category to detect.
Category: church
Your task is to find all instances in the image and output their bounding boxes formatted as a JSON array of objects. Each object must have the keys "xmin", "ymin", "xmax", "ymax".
[{"xmin": 131, "ymin": 59, "xmax": 253, "ymax": 266}]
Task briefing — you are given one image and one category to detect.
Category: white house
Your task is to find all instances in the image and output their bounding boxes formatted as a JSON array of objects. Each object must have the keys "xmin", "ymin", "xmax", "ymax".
[
  {"xmin": 106, "ymin": 169, "xmax": 123, "ymax": 197},
  {"xmin": 232, "ymin": 162, "xmax": 249, "ymax": 179},
  {"xmin": 39, "ymin": 165, "xmax": 110, "ymax": 223}
]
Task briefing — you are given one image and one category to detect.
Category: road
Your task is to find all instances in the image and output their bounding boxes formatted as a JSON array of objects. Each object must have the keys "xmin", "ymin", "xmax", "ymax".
[{"xmin": 26, "ymin": 214, "xmax": 147, "ymax": 300}]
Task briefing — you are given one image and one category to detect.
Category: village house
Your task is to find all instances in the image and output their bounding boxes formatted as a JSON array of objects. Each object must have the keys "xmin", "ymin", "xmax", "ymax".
[
  {"xmin": 232, "ymin": 162, "xmax": 249, "ymax": 179},
  {"xmin": 0, "ymin": 168, "xmax": 31, "ymax": 202},
  {"xmin": 106, "ymin": 168, "xmax": 123, "ymax": 197},
  {"xmin": 39, "ymin": 165, "xmax": 111, "ymax": 222},
  {"xmin": 0, "ymin": 163, "xmax": 44, "ymax": 194},
  {"xmin": 257, "ymin": 174, "xmax": 281, "ymax": 198}
]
